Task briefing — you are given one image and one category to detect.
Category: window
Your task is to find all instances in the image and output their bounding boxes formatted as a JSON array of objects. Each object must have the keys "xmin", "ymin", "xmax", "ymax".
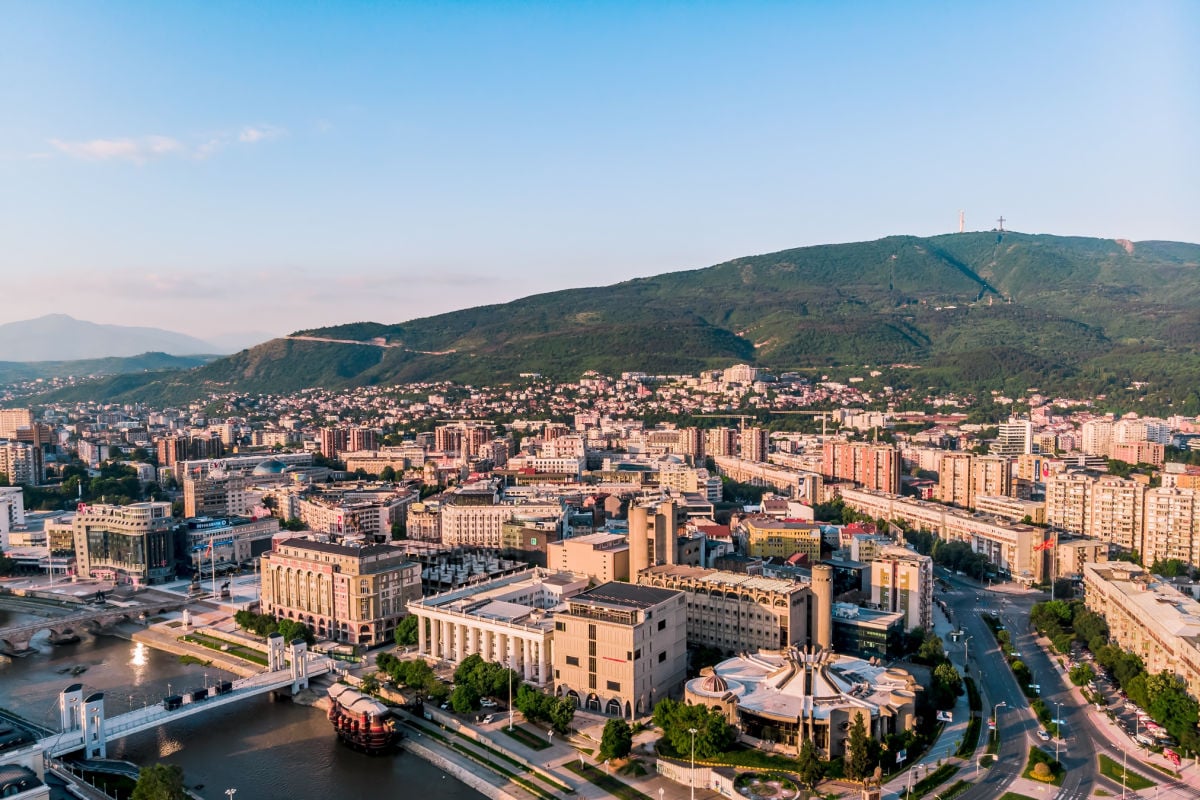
[
  {"xmin": 566, "ymin": 655, "xmax": 580, "ymax": 666},
  {"xmin": 635, "ymin": 649, "xmax": 642, "ymax": 660},
  {"xmin": 555, "ymin": 669, "xmax": 560, "ymax": 679},
  {"xmin": 607, "ymin": 680, "xmax": 621, "ymax": 692},
  {"xmin": 555, "ymin": 621, "xmax": 566, "ymax": 632},
  {"xmin": 658, "ymin": 651, "xmax": 666, "ymax": 663},
  {"xmin": 657, "ymin": 619, "xmax": 666, "ymax": 631},
  {"xmin": 588, "ymin": 674, "xmax": 597, "ymax": 689}
]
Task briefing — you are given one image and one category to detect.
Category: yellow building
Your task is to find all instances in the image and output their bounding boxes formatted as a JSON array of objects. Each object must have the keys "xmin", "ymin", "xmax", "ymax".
[{"xmin": 744, "ymin": 519, "xmax": 823, "ymax": 561}]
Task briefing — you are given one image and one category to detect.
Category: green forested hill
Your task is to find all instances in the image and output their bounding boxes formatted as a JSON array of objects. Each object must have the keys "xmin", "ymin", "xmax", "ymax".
[{"xmin": 32, "ymin": 232, "xmax": 1200, "ymax": 406}]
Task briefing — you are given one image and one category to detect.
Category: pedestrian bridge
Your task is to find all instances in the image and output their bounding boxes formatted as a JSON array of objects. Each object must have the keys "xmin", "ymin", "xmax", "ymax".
[{"xmin": 40, "ymin": 634, "xmax": 340, "ymax": 758}]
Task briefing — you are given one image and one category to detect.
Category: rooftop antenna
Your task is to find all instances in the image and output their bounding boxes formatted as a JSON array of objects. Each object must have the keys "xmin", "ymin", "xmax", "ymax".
[
  {"xmin": 958, "ymin": 210, "xmax": 965, "ymax": 233},
  {"xmin": 997, "ymin": 215, "xmax": 1005, "ymax": 232}
]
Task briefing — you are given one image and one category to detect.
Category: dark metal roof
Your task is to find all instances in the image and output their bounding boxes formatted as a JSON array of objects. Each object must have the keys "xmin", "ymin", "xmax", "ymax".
[{"xmin": 575, "ymin": 581, "xmax": 680, "ymax": 609}]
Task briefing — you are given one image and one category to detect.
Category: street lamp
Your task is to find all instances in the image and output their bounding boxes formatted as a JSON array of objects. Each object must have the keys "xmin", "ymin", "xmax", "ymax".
[
  {"xmin": 992, "ymin": 701, "xmax": 1006, "ymax": 745},
  {"xmin": 962, "ymin": 635, "xmax": 973, "ymax": 672},
  {"xmin": 688, "ymin": 727, "xmax": 699, "ymax": 800},
  {"xmin": 225, "ymin": 790, "xmax": 237, "ymax": 800}
]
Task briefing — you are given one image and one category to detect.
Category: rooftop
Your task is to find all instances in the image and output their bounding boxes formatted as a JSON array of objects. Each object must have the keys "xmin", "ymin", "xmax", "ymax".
[{"xmin": 575, "ymin": 581, "xmax": 680, "ymax": 609}]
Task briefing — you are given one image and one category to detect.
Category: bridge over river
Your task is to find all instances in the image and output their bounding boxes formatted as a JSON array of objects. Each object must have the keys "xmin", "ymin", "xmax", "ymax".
[
  {"xmin": 0, "ymin": 599, "xmax": 187, "ymax": 655},
  {"xmin": 39, "ymin": 634, "xmax": 339, "ymax": 758}
]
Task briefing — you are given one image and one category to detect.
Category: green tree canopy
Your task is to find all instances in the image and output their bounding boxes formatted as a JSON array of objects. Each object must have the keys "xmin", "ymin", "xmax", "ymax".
[
  {"xmin": 132, "ymin": 764, "xmax": 188, "ymax": 800},
  {"xmin": 599, "ymin": 718, "xmax": 634, "ymax": 761},
  {"xmin": 796, "ymin": 739, "xmax": 824, "ymax": 790},
  {"xmin": 844, "ymin": 714, "xmax": 876, "ymax": 782},
  {"xmin": 651, "ymin": 698, "xmax": 735, "ymax": 759},
  {"xmin": 394, "ymin": 614, "xmax": 419, "ymax": 646}
]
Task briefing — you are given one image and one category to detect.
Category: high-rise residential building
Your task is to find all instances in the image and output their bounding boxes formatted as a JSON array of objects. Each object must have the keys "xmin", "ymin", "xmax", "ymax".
[
  {"xmin": 1141, "ymin": 488, "xmax": 1200, "ymax": 567},
  {"xmin": 552, "ymin": 582, "xmax": 687, "ymax": 717},
  {"xmin": 972, "ymin": 455, "xmax": 1012, "ymax": 500},
  {"xmin": 73, "ymin": 502, "xmax": 175, "ymax": 585},
  {"xmin": 1110, "ymin": 441, "xmax": 1165, "ymax": 468},
  {"xmin": 1046, "ymin": 471, "xmax": 1145, "ymax": 553},
  {"xmin": 1044, "ymin": 471, "xmax": 1095, "ymax": 536},
  {"xmin": 1080, "ymin": 420, "xmax": 1114, "ymax": 457},
  {"xmin": 705, "ymin": 427, "xmax": 738, "ymax": 458},
  {"xmin": 0, "ymin": 486, "xmax": 26, "ymax": 542},
  {"xmin": 0, "ymin": 441, "xmax": 41, "ymax": 486},
  {"xmin": 349, "ymin": 427, "xmax": 378, "ymax": 453},
  {"xmin": 722, "ymin": 363, "xmax": 761, "ymax": 384},
  {"xmin": 319, "ymin": 428, "xmax": 349, "ymax": 459},
  {"xmin": 740, "ymin": 427, "xmax": 769, "ymax": 463},
  {"xmin": 937, "ymin": 452, "xmax": 974, "ymax": 507},
  {"xmin": 261, "ymin": 538, "xmax": 422, "ymax": 646},
  {"xmin": 866, "ymin": 545, "xmax": 933, "ymax": 633},
  {"xmin": 994, "ymin": 418, "xmax": 1033, "ymax": 457},
  {"xmin": 0, "ymin": 408, "xmax": 34, "ymax": 440},
  {"xmin": 822, "ymin": 441, "xmax": 901, "ymax": 494}
]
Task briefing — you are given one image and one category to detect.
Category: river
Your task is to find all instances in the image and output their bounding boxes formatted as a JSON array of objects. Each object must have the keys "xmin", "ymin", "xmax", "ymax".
[{"xmin": 0, "ymin": 608, "xmax": 484, "ymax": 800}]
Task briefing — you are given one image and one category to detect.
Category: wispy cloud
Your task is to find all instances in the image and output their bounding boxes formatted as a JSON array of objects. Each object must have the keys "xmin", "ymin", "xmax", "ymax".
[
  {"xmin": 239, "ymin": 124, "xmax": 285, "ymax": 144},
  {"xmin": 48, "ymin": 125, "xmax": 287, "ymax": 164},
  {"xmin": 49, "ymin": 135, "xmax": 185, "ymax": 164}
]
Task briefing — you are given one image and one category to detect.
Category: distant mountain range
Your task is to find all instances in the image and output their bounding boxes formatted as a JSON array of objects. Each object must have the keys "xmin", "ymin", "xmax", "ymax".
[
  {"xmin": 0, "ymin": 352, "xmax": 221, "ymax": 386},
  {"xmin": 22, "ymin": 232, "xmax": 1200, "ymax": 409},
  {"xmin": 0, "ymin": 314, "xmax": 224, "ymax": 360}
]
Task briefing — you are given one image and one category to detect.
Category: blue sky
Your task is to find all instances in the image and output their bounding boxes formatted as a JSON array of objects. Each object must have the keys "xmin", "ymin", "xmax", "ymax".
[{"xmin": 1, "ymin": 1, "xmax": 1196, "ymax": 343}]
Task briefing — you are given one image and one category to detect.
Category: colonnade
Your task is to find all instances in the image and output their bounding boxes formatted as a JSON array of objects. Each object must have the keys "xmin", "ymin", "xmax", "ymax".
[{"xmin": 412, "ymin": 610, "xmax": 550, "ymax": 684}]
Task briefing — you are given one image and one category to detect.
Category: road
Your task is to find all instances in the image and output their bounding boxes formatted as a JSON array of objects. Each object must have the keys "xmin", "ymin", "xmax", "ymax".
[
  {"xmin": 938, "ymin": 573, "xmax": 1053, "ymax": 800},
  {"xmin": 939, "ymin": 571, "xmax": 1200, "ymax": 800}
]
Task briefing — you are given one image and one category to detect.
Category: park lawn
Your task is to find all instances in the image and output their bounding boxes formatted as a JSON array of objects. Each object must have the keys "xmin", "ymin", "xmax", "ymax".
[
  {"xmin": 1097, "ymin": 754, "xmax": 1155, "ymax": 791},
  {"xmin": 1022, "ymin": 746, "xmax": 1064, "ymax": 786},
  {"xmin": 998, "ymin": 793, "xmax": 1038, "ymax": 800}
]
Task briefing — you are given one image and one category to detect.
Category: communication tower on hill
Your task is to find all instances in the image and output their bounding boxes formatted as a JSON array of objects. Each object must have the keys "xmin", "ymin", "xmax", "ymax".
[{"xmin": 958, "ymin": 210, "xmax": 965, "ymax": 233}]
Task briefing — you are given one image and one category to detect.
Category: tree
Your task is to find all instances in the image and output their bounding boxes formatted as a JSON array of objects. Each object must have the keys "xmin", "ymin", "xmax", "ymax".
[
  {"xmin": 0, "ymin": 472, "xmax": 9, "ymax": 487},
  {"xmin": 276, "ymin": 618, "xmax": 315, "ymax": 645},
  {"xmin": 132, "ymin": 764, "xmax": 188, "ymax": 800},
  {"xmin": 599, "ymin": 718, "xmax": 633, "ymax": 761},
  {"xmin": 394, "ymin": 614, "xmax": 419, "ymax": 646},
  {"xmin": 380, "ymin": 466, "xmax": 397, "ymax": 482},
  {"xmin": 391, "ymin": 520, "xmax": 407, "ymax": 540},
  {"xmin": 360, "ymin": 672, "xmax": 380, "ymax": 694},
  {"xmin": 796, "ymin": 738, "xmax": 824, "ymax": 790},
  {"xmin": 932, "ymin": 662, "xmax": 964, "ymax": 710},
  {"xmin": 651, "ymin": 698, "xmax": 735, "ymax": 759},
  {"xmin": 1069, "ymin": 663, "xmax": 1095, "ymax": 687},
  {"xmin": 450, "ymin": 684, "xmax": 480, "ymax": 713},
  {"xmin": 844, "ymin": 714, "xmax": 875, "ymax": 782},
  {"xmin": 915, "ymin": 632, "xmax": 947, "ymax": 666},
  {"xmin": 1032, "ymin": 762, "xmax": 1052, "ymax": 780}
]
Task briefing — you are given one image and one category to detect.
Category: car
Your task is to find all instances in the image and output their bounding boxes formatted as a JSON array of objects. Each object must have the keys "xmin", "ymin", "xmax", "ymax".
[
  {"xmin": 1037, "ymin": 730, "xmax": 1051, "ymax": 741},
  {"xmin": 482, "ymin": 714, "xmax": 495, "ymax": 724},
  {"xmin": 480, "ymin": 698, "xmax": 498, "ymax": 708},
  {"xmin": 440, "ymin": 703, "xmax": 449, "ymax": 710}
]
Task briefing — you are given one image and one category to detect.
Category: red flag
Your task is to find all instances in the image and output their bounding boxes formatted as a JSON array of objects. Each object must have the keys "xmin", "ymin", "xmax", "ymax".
[{"xmin": 1034, "ymin": 538, "xmax": 1055, "ymax": 552}]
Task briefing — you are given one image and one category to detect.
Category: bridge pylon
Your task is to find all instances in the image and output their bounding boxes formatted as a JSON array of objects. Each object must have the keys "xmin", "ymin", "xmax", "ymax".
[
  {"xmin": 267, "ymin": 632, "xmax": 286, "ymax": 671},
  {"xmin": 289, "ymin": 639, "xmax": 309, "ymax": 692}
]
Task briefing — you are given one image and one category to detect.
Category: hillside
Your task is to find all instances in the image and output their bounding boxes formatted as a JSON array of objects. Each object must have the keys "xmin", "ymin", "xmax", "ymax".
[
  {"xmin": 0, "ymin": 314, "xmax": 220, "ymax": 360},
  {"xmin": 29, "ymin": 232, "xmax": 1200, "ymax": 406},
  {"xmin": 0, "ymin": 352, "xmax": 218, "ymax": 386}
]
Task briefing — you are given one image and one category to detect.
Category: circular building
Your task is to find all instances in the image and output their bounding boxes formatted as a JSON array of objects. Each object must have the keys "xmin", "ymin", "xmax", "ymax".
[{"xmin": 684, "ymin": 646, "xmax": 918, "ymax": 759}]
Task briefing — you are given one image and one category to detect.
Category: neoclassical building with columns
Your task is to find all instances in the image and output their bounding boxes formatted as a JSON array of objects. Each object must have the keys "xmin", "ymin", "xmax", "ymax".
[{"xmin": 407, "ymin": 568, "xmax": 588, "ymax": 685}]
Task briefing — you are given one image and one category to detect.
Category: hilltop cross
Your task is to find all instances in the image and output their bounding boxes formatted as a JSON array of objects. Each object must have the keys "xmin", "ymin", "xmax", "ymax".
[{"xmin": 997, "ymin": 215, "xmax": 1005, "ymax": 232}]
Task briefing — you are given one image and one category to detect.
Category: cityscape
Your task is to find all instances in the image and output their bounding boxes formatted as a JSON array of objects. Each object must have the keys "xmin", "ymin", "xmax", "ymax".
[{"xmin": 1, "ymin": 3, "xmax": 1198, "ymax": 800}]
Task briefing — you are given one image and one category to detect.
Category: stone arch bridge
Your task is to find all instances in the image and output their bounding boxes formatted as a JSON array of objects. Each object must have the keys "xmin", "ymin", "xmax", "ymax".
[{"xmin": 0, "ymin": 602, "xmax": 185, "ymax": 655}]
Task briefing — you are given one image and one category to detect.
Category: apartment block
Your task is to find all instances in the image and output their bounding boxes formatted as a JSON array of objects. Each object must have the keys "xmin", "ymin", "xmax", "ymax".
[
  {"xmin": 867, "ymin": 545, "xmax": 933, "ymax": 632},
  {"xmin": 1142, "ymin": 488, "xmax": 1200, "ymax": 567},
  {"xmin": 743, "ymin": 518, "xmax": 823, "ymax": 562},
  {"xmin": 73, "ymin": 502, "xmax": 175, "ymax": 585}
]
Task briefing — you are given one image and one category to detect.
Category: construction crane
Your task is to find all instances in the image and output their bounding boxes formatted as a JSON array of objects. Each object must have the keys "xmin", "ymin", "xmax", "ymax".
[
  {"xmin": 771, "ymin": 411, "xmax": 839, "ymax": 437},
  {"xmin": 693, "ymin": 411, "xmax": 838, "ymax": 436},
  {"xmin": 693, "ymin": 414, "xmax": 756, "ymax": 431}
]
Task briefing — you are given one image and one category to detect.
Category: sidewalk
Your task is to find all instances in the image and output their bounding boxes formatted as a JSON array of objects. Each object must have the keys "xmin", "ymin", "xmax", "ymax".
[{"xmin": 881, "ymin": 603, "xmax": 975, "ymax": 800}]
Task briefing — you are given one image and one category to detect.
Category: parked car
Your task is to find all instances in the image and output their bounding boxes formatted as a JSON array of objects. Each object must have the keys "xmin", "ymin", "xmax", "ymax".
[
  {"xmin": 480, "ymin": 698, "xmax": 498, "ymax": 708},
  {"xmin": 1037, "ymin": 730, "xmax": 1051, "ymax": 741},
  {"xmin": 483, "ymin": 714, "xmax": 496, "ymax": 724}
]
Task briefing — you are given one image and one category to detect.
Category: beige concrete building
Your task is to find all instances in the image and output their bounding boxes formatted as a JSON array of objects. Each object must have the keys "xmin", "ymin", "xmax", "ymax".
[
  {"xmin": 408, "ymin": 569, "xmax": 588, "ymax": 684},
  {"xmin": 973, "ymin": 455, "xmax": 1012, "ymax": 500},
  {"xmin": 637, "ymin": 565, "xmax": 819, "ymax": 655},
  {"xmin": 439, "ymin": 490, "xmax": 563, "ymax": 548},
  {"xmin": 547, "ymin": 532, "xmax": 630, "ymax": 583},
  {"xmin": 1084, "ymin": 562, "xmax": 1200, "ymax": 700},
  {"xmin": 1055, "ymin": 536, "xmax": 1107, "ymax": 580},
  {"xmin": 974, "ymin": 495, "xmax": 1046, "ymax": 525},
  {"xmin": 1142, "ymin": 488, "xmax": 1200, "ymax": 567},
  {"xmin": 183, "ymin": 473, "xmax": 252, "ymax": 518},
  {"xmin": 261, "ymin": 539, "xmax": 422, "ymax": 646},
  {"xmin": 744, "ymin": 519, "xmax": 823, "ymax": 561},
  {"xmin": 868, "ymin": 545, "xmax": 933, "ymax": 632},
  {"xmin": 937, "ymin": 452, "xmax": 974, "ymax": 508},
  {"xmin": 712, "ymin": 455, "xmax": 822, "ymax": 502},
  {"xmin": 553, "ymin": 582, "xmax": 687, "ymax": 717}
]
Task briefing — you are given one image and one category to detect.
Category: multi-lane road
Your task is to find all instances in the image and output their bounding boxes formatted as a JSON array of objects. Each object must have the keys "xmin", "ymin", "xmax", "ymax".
[{"xmin": 939, "ymin": 571, "xmax": 1200, "ymax": 800}]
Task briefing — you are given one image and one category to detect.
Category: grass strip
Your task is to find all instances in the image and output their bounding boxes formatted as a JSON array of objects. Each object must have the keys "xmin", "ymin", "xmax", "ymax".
[
  {"xmin": 566, "ymin": 760, "xmax": 652, "ymax": 800},
  {"xmin": 180, "ymin": 633, "xmax": 268, "ymax": 666},
  {"xmin": 998, "ymin": 794, "xmax": 1038, "ymax": 800},
  {"xmin": 402, "ymin": 720, "xmax": 558, "ymax": 800},
  {"xmin": 965, "ymin": 677, "xmax": 982, "ymax": 713},
  {"xmin": 1021, "ymin": 746, "xmax": 1064, "ymax": 786},
  {"xmin": 902, "ymin": 763, "xmax": 958, "ymax": 799},
  {"xmin": 941, "ymin": 780, "xmax": 972, "ymax": 800},
  {"xmin": 1097, "ymin": 754, "xmax": 1155, "ymax": 791},
  {"xmin": 955, "ymin": 715, "xmax": 982, "ymax": 758},
  {"xmin": 501, "ymin": 724, "xmax": 552, "ymax": 750}
]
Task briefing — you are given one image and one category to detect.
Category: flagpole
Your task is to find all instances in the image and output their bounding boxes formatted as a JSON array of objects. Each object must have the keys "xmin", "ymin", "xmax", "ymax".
[{"xmin": 211, "ymin": 538, "xmax": 217, "ymax": 599}]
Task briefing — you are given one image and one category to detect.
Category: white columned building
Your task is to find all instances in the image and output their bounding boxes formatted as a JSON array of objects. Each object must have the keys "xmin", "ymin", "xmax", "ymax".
[{"xmin": 407, "ymin": 568, "xmax": 588, "ymax": 687}]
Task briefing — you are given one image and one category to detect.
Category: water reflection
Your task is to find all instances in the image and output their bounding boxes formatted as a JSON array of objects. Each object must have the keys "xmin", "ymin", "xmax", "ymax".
[{"xmin": 130, "ymin": 641, "xmax": 147, "ymax": 669}]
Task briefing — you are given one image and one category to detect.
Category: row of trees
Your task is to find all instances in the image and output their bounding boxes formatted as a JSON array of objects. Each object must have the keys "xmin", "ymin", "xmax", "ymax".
[
  {"xmin": 450, "ymin": 654, "xmax": 523, "ymax": 713},
  {"xmin": 1030, "ymin": 599, "xmax": 1200, "ymax": 752},
  {"xmin": 374, "ymin": 651, "xmax": 450, "ymax": 703},
  {"xmin": 232, "ymin": 610, "xmax": 316, "ymax": 645}
]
